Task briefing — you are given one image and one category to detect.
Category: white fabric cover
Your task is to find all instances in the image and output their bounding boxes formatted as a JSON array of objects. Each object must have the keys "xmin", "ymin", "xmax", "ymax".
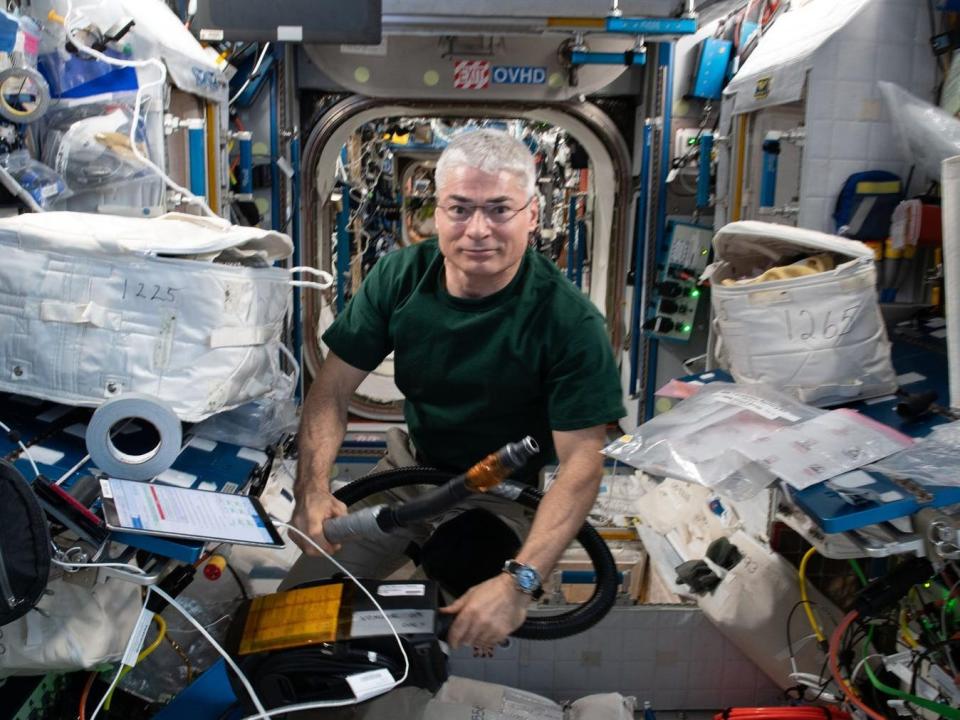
[
  {"xmin": 0, "ymin": 577, "xmax": 141, "ymax": 677},
  {"xmin": 706, "ymin": 221, "xmax": 897, "ymax": 406},
  {"xmin": 76, "ymin": 0, "xmax": 228, "ymax": 102},
  {"xmin": 723, "ymin": 0, "xmax": 870, "ymax": 114},
  {"xmin": 425, "ymin": 677, "xmax": 635, "ymax": 720},
  {"xmin": 0, "ymin": 212, "xmax": 294, "ymax": 421}
]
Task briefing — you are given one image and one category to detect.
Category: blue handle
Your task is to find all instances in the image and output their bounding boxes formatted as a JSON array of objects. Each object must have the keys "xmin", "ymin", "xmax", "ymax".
[
  {"xmin": 237, "ymin": 132, "xmax": 253, "ymax": 196},
  {"xmin": 697, "ymin": 132, "xmax": 713, "ymax": 209},
  {"xmin": 760, "ymin": 139, "xmax": 780, "ymax": 208},
  {"xmin": 188, "ymin": 125, "xmax": 206, "ymax": 199}
]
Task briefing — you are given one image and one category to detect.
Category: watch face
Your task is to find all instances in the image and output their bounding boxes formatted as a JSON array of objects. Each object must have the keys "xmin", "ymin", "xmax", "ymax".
[{"xmin": 516, "ymin": 567, "xmax": 538, "ymax": 591}]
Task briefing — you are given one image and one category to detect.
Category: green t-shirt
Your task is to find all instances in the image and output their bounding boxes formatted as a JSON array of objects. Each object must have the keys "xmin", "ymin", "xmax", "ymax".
[{"xmin": 322, "ymin": 239, "xmax": 626, "ymax": 481}]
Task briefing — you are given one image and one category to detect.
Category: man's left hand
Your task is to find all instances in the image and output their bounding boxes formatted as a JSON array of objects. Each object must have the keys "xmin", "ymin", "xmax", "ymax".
[{"xmin": 440, "ymin": 573, "xmax": 528, "ymax": 652}]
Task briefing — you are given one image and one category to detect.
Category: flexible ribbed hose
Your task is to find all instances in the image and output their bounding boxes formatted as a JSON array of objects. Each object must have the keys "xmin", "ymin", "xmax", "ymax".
[{"xmin": 333, "ymin": 466, "xmax": 619, "ymax": 640}]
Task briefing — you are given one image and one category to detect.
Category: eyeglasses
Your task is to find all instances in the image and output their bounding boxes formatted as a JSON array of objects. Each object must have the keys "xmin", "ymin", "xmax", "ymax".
[{"xmin": 436, "ymin": 196, "xmax": 534, "ymax": 225}]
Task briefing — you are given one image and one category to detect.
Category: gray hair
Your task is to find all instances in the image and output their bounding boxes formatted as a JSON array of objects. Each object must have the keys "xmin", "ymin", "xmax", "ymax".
[{"xmin": 435, "ymin": 129, "xmax": 536, "ymax": 198}]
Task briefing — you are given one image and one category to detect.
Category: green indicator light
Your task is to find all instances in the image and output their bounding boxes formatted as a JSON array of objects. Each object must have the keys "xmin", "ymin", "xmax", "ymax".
[
  {"xmin": 924, "ymin": 582, "xmax": 932, "ymax": 588},
  {"xmin": 683, "ymin": 324, "xmax": 693, "ymax": 333},
  {"xmin": 691, "ymin": 289, "xmax": 701, "ymax": 298},
  {"xmin": 701, "ymin": 248, "xmax": 709, "ymax": 255}
]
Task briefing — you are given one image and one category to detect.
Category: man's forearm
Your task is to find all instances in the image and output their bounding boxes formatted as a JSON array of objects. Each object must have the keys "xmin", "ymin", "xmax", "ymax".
[
  {"xmin": 296, "ymin": 384, "xmax": 349, "ymax": 495},
  {"xmin": 513, "ymin": 461, "xmax": 602, "ymax": 578}
]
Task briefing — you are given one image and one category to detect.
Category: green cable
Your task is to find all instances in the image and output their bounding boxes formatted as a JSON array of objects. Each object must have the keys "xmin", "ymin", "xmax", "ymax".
[
  {"xmin": 860, "ymin": 627, "xmax": 960, "ymax": 719},
  {"xmin": 848, "ymin": 558, "xmax": 869, "ymax": 587}
]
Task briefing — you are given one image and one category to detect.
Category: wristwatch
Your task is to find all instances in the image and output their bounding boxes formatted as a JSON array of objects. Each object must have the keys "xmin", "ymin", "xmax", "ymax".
[{"xmin": 502, "ymin": 559, "xmax": 544, "ymax": 599}]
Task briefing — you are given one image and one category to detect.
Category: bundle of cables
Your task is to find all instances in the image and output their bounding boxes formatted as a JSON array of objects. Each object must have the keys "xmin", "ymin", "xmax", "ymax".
[{"xmin": 792, "ymin": 548, "xmax": 960, "ymax": 720}]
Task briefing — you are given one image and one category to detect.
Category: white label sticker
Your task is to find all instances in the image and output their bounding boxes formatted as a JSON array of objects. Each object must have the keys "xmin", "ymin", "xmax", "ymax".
[
  {"xmin": 828, "ymin": 470, "xmax": 875, "ymax": 489},
  {"xmin": 199, "ymin": 28, "xmax": 224, "ymax": 41},
  {"xmin": 187, "ymin": 437, "xmax": 217, "ymax": 452},
  {"xmin": 896, "ymin": 371, "xmax": 926, "ymax": 386},
  {"xmin": 155, "ymin": 469, "xmax": 197, "ymax": 488},
  {"xmin": 277, "ymin": 25, "xmax": 303, "ymax": 42},
  {"xmin": 346, "ymin": 668, "xmax": 395, "ymax": 701},
  {"xmin": 350, "ymin": 609, "xmax": 435, "ymax": 638},
  {"xmin": 122, "ymin": 610, "xmax": 153, "ymax": 667},
  {"xmin": 237, "ymin": 447, "xmax": 269, "ymax": 465},
  {"xmin": 28, "ymin": 446, "xmax": 65, "ymax": 466},
  {"xmin": 99, "ymin": 478, "xmax": 113, "ymax": 499},
  {"xmin": 378, "ymin": 583, "xmax": 426, "ymax": 597},
  {"xmin": 710, "ymin": 390, "xmax": 801, "ymax": 422}
]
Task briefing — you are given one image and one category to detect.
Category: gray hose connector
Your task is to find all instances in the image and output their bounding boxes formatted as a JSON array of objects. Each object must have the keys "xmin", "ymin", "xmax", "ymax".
[{"xmin": 322, "ymin": 504, "xmax": 389, "ymax": 545}]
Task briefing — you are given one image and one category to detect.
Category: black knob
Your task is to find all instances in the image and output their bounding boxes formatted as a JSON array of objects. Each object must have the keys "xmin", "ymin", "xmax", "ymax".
[
  {"xmin": 656, "ymin": 281, "xmax": 682, "ymax": 298},
  {"xmin": 643, "ymin": 316, "xmax": 675, "ymax": 333}
]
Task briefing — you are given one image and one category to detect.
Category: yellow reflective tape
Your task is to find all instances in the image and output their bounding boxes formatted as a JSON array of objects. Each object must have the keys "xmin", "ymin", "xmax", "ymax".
[
  {"xmin": 854, "ymin": 181, "xmax": 900, "ymax": 194},
  {"xmin": 239, "ymin": 584, "xmax": 343, "ymax": 655}
]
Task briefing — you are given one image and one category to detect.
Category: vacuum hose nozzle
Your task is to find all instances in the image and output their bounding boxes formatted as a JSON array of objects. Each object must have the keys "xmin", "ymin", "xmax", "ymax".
[{"xmin": 465, "ymin": 436, "xmax": 540, "ymax": 492}]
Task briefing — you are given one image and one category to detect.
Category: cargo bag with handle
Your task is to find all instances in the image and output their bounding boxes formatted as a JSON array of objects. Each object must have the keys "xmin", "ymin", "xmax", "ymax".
[
  {"xmin": 703, "ymin": 221, "xmax": 896, "ymax": 406},
  {"xmin": 0, "ymin": 212, "xmax": 311, "ymax": 422}
]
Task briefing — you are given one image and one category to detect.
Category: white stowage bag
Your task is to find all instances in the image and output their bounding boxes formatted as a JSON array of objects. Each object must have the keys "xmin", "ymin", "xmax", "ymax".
[
  {"xmin": 705, "ymin": 221, "xmax": 897, "ymax": 406},
  {"xmin": 423, "ymin": 677, "xmax": 635, "ymax": 720},
  {"xmin": 697, "ymin": 530, "xmax": 841, "ymax": 692},
  {"xmin": 0, "ymin": 577, "xmax": 141, "ymax": 677},
  {"xmin": 0, "ymin": 212, "xmax": 295, "ymax": 422}
]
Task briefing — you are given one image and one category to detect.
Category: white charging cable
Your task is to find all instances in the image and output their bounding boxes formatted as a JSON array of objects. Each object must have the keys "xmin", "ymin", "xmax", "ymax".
[
  {"xmin": 63, "ymin": 0, "xmax": 218, "ymax": 218},
  {"xmin": 77, "ymin": 517, "xmax": 411, "ymax": 720},
  {"xmin": 51, "ymin": 557, "xmax": 146, "ymax": 575},
  {"xmin": 232, "ymin": 520, "xmax": 411, "ymax": 720},
  {"xmin": 229, "ymin": 43, "xmax": 271, "ymax": 107}
]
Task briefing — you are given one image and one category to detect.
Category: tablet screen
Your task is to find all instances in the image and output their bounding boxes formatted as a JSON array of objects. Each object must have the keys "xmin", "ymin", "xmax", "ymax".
[{"xmin": 99, "ymin": 478, "xmax": 283, "ymax": 547}]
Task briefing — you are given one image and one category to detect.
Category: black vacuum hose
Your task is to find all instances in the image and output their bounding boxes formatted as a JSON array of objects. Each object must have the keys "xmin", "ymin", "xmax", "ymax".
[{"xmin": 333, "ymin": 465, "xmax": 619, "ymax": 641}]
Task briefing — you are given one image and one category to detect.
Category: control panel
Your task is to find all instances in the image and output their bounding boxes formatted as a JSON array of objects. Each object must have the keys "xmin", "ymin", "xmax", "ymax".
[{"xmin": 643, "ymin": 222, "xmax": 713, "ymax": 342}]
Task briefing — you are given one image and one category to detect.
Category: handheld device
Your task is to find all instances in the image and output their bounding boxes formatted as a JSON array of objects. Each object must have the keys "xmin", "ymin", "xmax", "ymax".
[{"xmin": 99, "ymin": 477, "xmax": 284, "ymax": 548}]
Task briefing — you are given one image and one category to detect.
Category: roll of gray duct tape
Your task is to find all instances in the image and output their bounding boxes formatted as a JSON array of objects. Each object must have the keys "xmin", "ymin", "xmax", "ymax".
[
  {"xmin": 85, "ymin": 394, "xmax": 183, "ymax": 481},
  {"xmin": 0, "ymin": 64, "xmax": 50, "ymax": 123}
]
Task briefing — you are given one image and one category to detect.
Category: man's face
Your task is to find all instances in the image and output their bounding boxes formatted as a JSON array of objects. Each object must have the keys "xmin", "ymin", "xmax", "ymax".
[{"xmin": 435, "ymin": 165, "xmax": 538, "ymax": 291}]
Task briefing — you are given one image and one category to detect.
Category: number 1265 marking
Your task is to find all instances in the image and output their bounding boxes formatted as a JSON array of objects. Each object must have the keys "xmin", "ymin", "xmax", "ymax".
[{"xmin": 784, "ymin": 305, "xmax": 860, "ymax": 342}]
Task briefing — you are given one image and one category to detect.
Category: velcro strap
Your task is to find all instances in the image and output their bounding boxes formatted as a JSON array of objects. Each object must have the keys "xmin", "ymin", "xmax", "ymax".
[
  {"xmin": 209, "ymin": 325, "xmax": 274, "ymax": 348},
  {"xmin": 796, "ymin": 381, "xmax": 863, "ymax": 404},
  {"xmin": 39, "ymin": 301, "xmax": 121, "ymax": 330}
]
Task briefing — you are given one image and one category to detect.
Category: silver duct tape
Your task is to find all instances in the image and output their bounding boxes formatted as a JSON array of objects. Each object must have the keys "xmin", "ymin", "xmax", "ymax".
[
  {"xmin": 0, "ymin": 65, "xmax": 50, "ymax": 123},
  {"xmin": 85, "ymin": 394, "xmax": 183, "ymax": 481}
]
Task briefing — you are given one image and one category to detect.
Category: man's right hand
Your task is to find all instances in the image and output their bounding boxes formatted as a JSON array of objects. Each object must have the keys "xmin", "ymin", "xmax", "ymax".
[{"xmin": 290, "ymin": 487, "xmax": 349, "ymax": 556}]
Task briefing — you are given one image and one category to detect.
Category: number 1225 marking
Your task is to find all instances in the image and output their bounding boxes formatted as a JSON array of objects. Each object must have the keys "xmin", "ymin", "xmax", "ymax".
[{"xmin": 122, "ymin": 280, "xmax": 180, "ymax": 303}]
